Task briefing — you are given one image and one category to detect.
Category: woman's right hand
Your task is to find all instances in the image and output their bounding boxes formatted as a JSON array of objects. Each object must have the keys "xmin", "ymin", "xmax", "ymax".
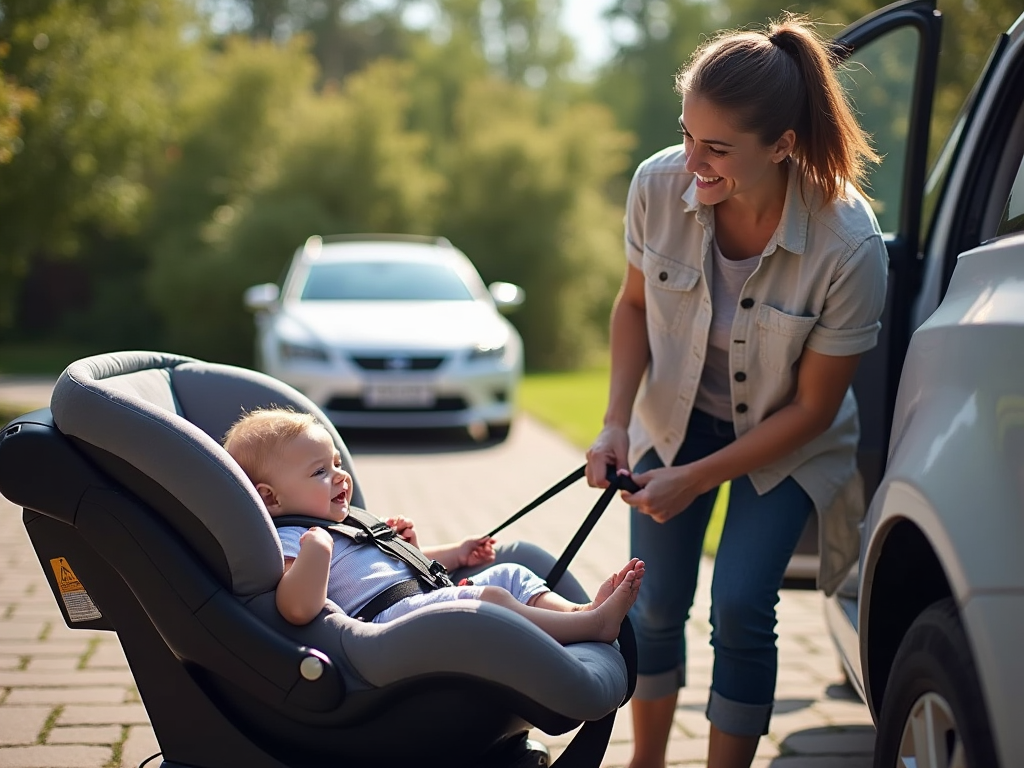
[{"xmin": 585, "ymin": 424, "xmax": 630, "ymax": 488}]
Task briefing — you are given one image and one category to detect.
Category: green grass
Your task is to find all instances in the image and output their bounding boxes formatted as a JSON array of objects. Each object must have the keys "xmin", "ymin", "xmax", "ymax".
[
  {"xmin": 519, "ymin": 368, "xmax": 728, "ymax": 556},
  {"xmin": 518, "ymin": 368, "xmax": 612, "ymax": 450}
]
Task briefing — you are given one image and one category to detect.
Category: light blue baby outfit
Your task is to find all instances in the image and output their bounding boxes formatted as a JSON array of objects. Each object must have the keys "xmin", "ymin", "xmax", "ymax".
[{"xmin": 276, "ymin": 526, "xmax": 550, "ymax": 623}]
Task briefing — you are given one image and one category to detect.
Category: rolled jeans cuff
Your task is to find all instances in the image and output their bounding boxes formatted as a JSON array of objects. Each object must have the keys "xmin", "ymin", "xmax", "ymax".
[
  {"xmin": 706, "ymin": 690, "xmax": 773, "ymax": 736},
  {"xmin": 633, "ymin": 667, "xmax": 684, "ymax": 701}
]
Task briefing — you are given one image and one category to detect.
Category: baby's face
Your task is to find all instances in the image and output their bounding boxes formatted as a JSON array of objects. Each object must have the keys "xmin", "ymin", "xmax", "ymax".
[{"xmin": 266, "ymin": 426, "xmax": 353, "ymax": 521}]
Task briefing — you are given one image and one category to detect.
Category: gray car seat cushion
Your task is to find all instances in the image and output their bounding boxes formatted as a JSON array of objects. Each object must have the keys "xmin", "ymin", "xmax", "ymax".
[
  {"xmin": 249, "ymin": 539, "xmax": 628, "ymax": 720},
  {"xmin": 341, "ymin": 605, "xmax": 627, "ymax": 720}
]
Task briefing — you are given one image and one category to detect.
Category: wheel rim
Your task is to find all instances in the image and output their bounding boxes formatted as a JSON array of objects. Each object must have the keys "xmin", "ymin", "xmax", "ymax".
[{"xmin": 897, "ymin": 691, "xmax": 966, "ymax": 768}]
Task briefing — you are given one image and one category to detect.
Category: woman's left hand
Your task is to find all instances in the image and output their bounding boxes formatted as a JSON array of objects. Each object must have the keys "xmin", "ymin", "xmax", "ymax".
[{"xmin": 622, "ymin": 464, "xmax": 711, "ymax": 524}]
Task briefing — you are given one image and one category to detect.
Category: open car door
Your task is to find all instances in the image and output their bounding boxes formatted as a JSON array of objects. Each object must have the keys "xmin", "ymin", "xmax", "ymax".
[
  {"xmin": 836, "ymin": 0, "xmax": 943, "ymax": 500},
  {"xmin": 787, "ymin": 0, "xmax": 943, "ymax": 583}
]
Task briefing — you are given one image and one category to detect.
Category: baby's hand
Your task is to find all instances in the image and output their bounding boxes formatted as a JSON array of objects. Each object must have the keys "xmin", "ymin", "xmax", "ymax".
[
  {"xmin": 299, "ymin": 527, "xmax": 334, "ymax": 555},
  {"xmin": 459, "ymin": 535, "xmax": 496, "ymax": 568},
  {"xmin": 386, "ymin": 516, "xmax": 419, "ymax": 548}
]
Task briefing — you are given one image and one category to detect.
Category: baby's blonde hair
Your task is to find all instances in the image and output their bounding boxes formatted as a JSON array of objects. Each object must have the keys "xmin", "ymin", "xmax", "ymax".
[{"xmin": 223, "ymin": 407, "xmax": 322, "ymax": 484}]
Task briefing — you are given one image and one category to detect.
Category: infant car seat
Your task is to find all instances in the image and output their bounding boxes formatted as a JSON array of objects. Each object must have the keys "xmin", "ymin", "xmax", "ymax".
[{"xmin": 0, "ymin": 351, "xmax": 634, "ymax": 768}]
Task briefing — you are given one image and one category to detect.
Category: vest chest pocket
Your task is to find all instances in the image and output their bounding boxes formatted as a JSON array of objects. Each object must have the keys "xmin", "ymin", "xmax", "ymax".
[
  {"xmin": 756, "ymin": 305, "xmax": 820, "ymax": 374},
  {"xmin": 642, "ymin": 250, "xmax": 702, "ymax": 333}
]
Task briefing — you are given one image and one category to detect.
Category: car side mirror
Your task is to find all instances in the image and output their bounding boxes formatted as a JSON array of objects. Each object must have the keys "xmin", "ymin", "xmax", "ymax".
[
  {"xmin": 244, "ymin": 283, "xmax": 280, "ymax": 311},
  {"xmin": 488, "ymin": 282, "xmax": 525, "ymax": 314}
]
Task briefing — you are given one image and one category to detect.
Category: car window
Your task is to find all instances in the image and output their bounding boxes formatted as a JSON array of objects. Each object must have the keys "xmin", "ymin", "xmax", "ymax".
[
  {"xmin": 838, "ymin": 25, "xmax": 918, "ymax": 234},
  {"xmin": 920, "ymin": 103, "xmax": 970, "ymax": 251},
  {"xmin": 300, "ymin": 261, "xmax": 475, "ymax": 301},
  {"xmin": 996, "ymin": 134, "xmax": 1024, "ymax": 237}
]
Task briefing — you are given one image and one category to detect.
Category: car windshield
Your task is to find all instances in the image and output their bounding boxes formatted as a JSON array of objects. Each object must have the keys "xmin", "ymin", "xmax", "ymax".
[{"xmin": 300, "ymin": 261, "xmax": 475, "ymax": 301}]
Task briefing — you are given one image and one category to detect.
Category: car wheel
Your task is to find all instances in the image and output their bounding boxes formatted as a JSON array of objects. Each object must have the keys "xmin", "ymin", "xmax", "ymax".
[
  {"xmin": 873, "ymin": 597, "xmax": 998, "ymax": 768},
  {"xmin": 487, "ymin": 422, "xmax": 512, "ymax": 442}
]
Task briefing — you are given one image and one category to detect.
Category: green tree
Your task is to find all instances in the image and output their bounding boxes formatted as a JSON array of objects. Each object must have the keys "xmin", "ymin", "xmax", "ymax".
[
  {"xmin": 0, "ymin": 43, "xmax": 37, "ymax": 165},
  {"xmin": 218, "ymin": 0, "xmax": 421, "ymax": 84},
  {"xmin": 0, "ymin": 0, "xmax": 199, "ymax": 328},
  {"xmin": 595, "ymin": 0, "xmax": 717, "ymax": 173},
  {"xmin": 143, "ymin": 35, "xmax": 317, "ymax": 362},
  {"xmin": 439, "ymin": 78, "xmax": 632, "ymax": 369},
  {"xmin": 145, "ymin": 53, "xmax": 446, "ymax": 364},
  {"xmin": 144, "ymin": 5, "xmax": 632, "ymax": 370}
]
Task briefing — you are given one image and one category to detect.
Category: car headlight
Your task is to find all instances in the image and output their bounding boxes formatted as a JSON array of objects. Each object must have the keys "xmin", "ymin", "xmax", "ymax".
[
  {"xmin": 279, "ymin": 340, "xmax": 329, "ymax": 362},
  {"xmin": 469, "ymin": 342, "xmax": 507, "ymax": 362}
]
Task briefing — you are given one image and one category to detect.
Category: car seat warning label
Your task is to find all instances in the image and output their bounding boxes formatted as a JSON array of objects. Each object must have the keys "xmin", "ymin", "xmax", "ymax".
[{"xmin": 49, "ymin": 558, "xmax": 102, "ymax": 623}]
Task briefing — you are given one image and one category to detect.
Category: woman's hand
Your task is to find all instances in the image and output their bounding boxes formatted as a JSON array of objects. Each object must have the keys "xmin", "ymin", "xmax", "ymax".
[
  {"xmin": 585, "ymin": 424, "xmax": 631, "ymax": 488},
  {"xmin": 386, "ymin": 516, "xmax": 419, "ymax": 549},
  {"xmin": 457, "ymin": 535, "xmax": 496, "ymax": 568},
  {"xmin": 622, "ymin": 464, "xmax": 713, "ymax": 524}
]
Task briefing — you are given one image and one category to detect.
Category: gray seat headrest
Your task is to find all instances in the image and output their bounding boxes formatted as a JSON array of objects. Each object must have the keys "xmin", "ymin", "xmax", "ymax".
[{"xmin": 50, "ymin": 350, "xmax": 347, "ymax": 596}]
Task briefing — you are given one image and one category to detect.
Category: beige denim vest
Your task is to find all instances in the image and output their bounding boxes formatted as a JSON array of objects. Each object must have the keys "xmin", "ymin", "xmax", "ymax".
[{"xmin": 624, "ymin": 146, "xmax": 888, "ymax": 595}]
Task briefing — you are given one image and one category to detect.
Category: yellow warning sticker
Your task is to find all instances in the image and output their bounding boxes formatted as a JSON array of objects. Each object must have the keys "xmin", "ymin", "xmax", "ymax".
[
  {"xmin": 50, "ymin": 557, "xmax": 84, "ymax": 593},
  {"xmin": 48, "ymin": 557, "xmax": 103, "ymax": 622}
]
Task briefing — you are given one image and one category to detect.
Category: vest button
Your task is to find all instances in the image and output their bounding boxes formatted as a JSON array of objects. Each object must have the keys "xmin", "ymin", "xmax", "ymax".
[
  {"xmin": 659, "ymin": 271, "xmax": 668, "ymax": 281},
  {"xmin": 736, "ymin": 403, "xmax": 749, "ymax": 414},
  {"xmin": 734, "ymin": 371, "xmax": 747, "ymax": 382},
  {"xmin": 740, "ymin": 298, "xmax": 754, "ymax": 309}
]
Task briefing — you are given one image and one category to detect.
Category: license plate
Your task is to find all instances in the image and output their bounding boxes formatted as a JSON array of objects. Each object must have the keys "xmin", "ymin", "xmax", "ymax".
[{"xmin": 364, "ymin": 384, "xmax": 435, "ymax": 408}]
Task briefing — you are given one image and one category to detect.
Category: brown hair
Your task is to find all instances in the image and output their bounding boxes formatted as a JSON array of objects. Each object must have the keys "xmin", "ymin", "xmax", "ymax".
[
  {"xmin": 675, "ymin": 14, "xmax": 879, "ymax": 205},
  {"xmin": 223, "ymin": 407, "xmax": 322, "ymax": 484}
]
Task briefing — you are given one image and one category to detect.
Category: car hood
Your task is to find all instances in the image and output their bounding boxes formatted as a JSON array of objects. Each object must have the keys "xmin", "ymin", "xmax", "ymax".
[{"xmin": 280, "ymin": 300, "xmax": 513, "ymax": 350}]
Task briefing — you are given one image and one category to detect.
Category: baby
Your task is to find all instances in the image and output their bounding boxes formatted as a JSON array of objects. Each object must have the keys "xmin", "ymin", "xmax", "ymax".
[{"xmin": 223, "ymin": 407, "xmax": 644, "ymax": 644}]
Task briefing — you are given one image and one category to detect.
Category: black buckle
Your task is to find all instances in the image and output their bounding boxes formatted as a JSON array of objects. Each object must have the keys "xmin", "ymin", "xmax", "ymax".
[
  {"xmin": 429, "ymin": 560, "xmax": 454, "ymax": 587},
  {"xmin": 368, "ymin": 521, "xmax": 395, "ymax": 539}
]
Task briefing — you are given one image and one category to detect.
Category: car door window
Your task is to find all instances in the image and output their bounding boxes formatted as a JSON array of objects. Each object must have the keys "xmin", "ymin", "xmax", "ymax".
[
  {"xmin": 838, "ymin": 26, "xmax": 919, "ymax": 234},
  {"xmin": 925, "ymin": 30, "xmax": 1024, "ymax": 291},
  {"xmin": 995, "ymin": 112, "xmax": 1024, "ymax": 237},
  {"xmin": 832, "ymin": 1, "xmax": 942, "ymax": 498}
]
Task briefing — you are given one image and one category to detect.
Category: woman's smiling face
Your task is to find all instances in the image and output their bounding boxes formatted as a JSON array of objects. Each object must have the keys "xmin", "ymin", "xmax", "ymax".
[{"xmin": 679, "ymin": 93, "xmax": 793, "ymax": 207}]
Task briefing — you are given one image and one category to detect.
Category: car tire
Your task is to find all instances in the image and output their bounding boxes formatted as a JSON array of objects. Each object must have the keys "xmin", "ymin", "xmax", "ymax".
[
  {"xmin": 873, "ymin": 597, "xmax": 998, "ymax": 768},
  {"xmin": 487, "ymin": 422, "xmax": 512, "ymax": 442}
]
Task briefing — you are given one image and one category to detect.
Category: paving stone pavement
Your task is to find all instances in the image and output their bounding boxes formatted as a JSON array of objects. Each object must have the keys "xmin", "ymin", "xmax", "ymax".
[{"xmin": 0, "ymin": 380, "xmax": 874, "ymax": 767}]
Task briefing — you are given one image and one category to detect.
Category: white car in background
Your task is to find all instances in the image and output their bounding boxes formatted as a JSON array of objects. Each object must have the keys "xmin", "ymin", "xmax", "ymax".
[{"xmin": 244, "ymin": 234, "xmax": 525, "ymax": 441}]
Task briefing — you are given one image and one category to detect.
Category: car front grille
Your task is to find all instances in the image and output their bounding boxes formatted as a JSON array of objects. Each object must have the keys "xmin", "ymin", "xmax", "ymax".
[
  {"xmin": 350, "ymin": 356, "xmax": 446, "ymax": 371},
  {"xmin": 324, "ymin": 396, "xmax": 468, "ymax": 413}
]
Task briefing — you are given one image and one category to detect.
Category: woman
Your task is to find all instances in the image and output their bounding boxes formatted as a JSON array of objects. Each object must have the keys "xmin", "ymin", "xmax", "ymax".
[{"xmin": 584, "ymin": 15, "xmax": 888, "ymax": 768}]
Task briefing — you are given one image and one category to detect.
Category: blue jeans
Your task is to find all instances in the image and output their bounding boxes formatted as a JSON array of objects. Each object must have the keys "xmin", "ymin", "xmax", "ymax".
[{"xmin": 628, "ymin": 409, "xmax": 812, "ymax": 737}]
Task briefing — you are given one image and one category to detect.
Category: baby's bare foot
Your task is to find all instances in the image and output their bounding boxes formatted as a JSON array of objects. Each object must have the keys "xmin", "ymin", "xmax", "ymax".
[
  {"xmin": 593, "ymin": 561, "xmax": 645, "ymax": 643},
  {"xmin": 592, "ymin": 557, "xmax": 641, "ymax": 609}
]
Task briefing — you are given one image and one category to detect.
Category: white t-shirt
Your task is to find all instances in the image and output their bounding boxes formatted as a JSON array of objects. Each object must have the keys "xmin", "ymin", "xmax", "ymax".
[{"xmin": 694, "ymin": 239, "xmax": 761, "ymax": 421}]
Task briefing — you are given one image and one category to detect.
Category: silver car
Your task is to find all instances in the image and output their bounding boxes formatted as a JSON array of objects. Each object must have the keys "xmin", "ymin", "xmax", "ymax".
[
  {"xmin": 244, "ymin": 234, "xmax": 525, "ymax": 441},
  {"xmin": 822, "ymin": 2, "xmax": 1024, "ymax": 767}
]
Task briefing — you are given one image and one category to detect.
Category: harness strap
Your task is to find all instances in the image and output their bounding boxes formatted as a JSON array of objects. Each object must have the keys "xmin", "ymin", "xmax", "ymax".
[
  {"xmin": 484, "ymin": 464, "xmax": 631, "ymax": 589},
  {"xmin": 354, "ymin": 578, "xmax": 433, "ymax": 622},
  {"xmin": 484, "ymin": 465, "xmax": 585, "ymax": 538},
  {"xmin": 272, "ymin": 508, "xmax": 455, "ymax": 590},
  {"xmin": 345, "ymin": 507, "xmax": 456, "ymax": 588}
]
